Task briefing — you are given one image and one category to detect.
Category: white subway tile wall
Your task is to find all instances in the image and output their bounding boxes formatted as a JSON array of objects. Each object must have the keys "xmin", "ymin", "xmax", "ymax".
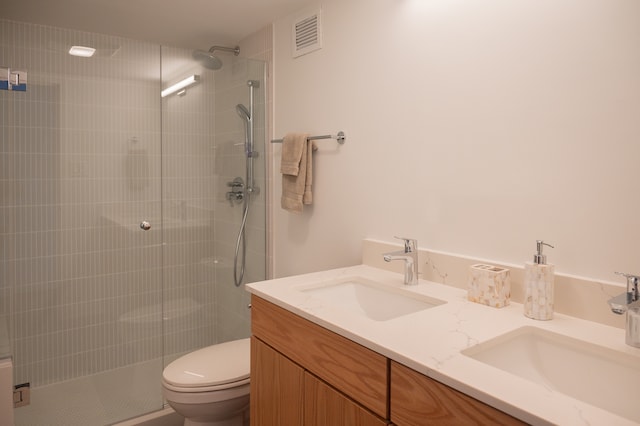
[{"xmin": 161, "ymin": 44, "xmax": 218, "ymax": 362}]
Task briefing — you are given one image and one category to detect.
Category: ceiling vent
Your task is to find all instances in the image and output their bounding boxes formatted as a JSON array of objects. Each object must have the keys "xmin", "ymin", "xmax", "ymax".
[{"xmin": 292, "ymin": 8, "xmax": 322, "ymax": 58}]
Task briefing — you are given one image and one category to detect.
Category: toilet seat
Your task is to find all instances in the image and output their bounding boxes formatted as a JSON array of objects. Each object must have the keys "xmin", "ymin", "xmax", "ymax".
[
  {"xmin": 162, "ymin": 338, "xmax": 250, "ymax": 393},
  {"xmin": 162, "ymin": 380, "xmax": 250, "ymax": 404},
  {"xmin": 162, "ymin": 377, "xmax": 250, "ymax": 393}
]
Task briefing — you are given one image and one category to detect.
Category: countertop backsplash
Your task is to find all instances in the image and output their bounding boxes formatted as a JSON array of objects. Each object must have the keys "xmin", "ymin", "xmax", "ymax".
[{"xmin": 362, "ymin": 239, "xmax": 625, "ymax": 329}]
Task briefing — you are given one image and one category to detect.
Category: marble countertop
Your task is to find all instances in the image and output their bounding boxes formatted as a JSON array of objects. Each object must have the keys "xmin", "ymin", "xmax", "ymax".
[{"xmin": 246, "ymin": 264, "xmax": 639, "ymax": 426}]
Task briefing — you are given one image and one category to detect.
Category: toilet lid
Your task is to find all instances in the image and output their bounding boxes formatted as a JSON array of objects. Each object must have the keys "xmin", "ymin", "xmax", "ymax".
[{"xmin": 163, "ymin": 338, "xmax": 250, "ymax": 388}]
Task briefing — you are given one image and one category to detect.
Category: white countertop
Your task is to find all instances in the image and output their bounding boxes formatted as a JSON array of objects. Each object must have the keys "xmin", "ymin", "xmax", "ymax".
[{"xmin": 246, "ymin": 264, "xmax": 639, "ymax": 426}]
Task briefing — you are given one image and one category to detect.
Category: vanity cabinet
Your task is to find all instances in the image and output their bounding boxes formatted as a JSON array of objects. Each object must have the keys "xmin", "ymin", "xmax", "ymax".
[{"xmin": 251, "ymin": 295, "xmax": 524, "ymax": 426}]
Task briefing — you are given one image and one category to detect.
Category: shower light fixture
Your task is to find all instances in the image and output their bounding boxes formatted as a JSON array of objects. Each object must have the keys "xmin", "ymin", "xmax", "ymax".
[
  {"xmin": 161, "ymin": 75, "xmax": 200, "ymax": 98},
  {"xmin": 68, "ymin": 45, "xmax": 96, "ymax": 57}
]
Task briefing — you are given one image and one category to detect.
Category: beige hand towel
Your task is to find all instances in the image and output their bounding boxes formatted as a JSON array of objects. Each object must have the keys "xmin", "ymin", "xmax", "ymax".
[
  {"xmin": 280, "ymin": 133, "xmax": 308, "ymax": 176},
  {"xmin": 281, "ymin": 135, "xmax": 317, "ymax": 213}
]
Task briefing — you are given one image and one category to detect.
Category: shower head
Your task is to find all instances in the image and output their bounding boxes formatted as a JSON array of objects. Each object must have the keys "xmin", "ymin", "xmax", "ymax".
[
  {"xmin": 236, "ymin": 104, "xmax": 250, "ymax": 121},
  {"xmin": 192, "ymin": 45, "xmax": 240, "ymax": 70},
  {"xmin": 192, "ymin": 50, "xmax": 223, "ymax": 70}
]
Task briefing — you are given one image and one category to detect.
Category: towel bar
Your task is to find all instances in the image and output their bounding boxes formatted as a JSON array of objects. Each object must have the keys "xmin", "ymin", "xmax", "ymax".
[{"xmin": 271, "ymin": 131, "xmax": 345, "ymax": 145}]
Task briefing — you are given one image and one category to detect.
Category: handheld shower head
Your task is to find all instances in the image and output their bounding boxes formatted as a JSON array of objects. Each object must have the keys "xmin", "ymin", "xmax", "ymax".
[
  {"xmin": 236, "ymin": 104, "xmax": 251, "ymax": 156},
  {"xmin": 236, "ymin": 104, "xmax": 250, "ymax": 121}
]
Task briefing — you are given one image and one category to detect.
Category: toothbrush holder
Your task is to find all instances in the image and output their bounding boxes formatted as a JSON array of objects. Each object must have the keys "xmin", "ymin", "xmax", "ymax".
[{"xmin": 467, "ymin": 264, "xmax": 511, "ymax": 308}]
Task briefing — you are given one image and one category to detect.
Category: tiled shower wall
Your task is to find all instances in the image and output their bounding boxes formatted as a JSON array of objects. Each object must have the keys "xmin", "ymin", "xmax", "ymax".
[
  {"xmin": 160, "ymin": 45, "xmax": 218, "ymax": 361},
  {"xmin": 0, "ymin": 19, "xmax": 237, "ymax": 388}
]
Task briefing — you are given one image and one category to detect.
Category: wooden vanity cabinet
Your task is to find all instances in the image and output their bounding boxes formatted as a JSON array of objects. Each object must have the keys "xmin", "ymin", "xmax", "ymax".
[
  {"xmin": 250, "ymin": 295, "xmax": 389, "ymax": 426},
  {"xmin": 251, "ymin": 295, "xmax": 525, "ymax": 426},
  {"xmin": 390, "ymin": 361, "xmax": 526, "ymax": 426}
]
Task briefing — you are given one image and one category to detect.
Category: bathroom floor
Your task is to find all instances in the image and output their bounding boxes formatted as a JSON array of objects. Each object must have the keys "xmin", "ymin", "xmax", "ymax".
[{"xmin": 14, "ymin": 359, "xmax": 165, "ymax": 426}]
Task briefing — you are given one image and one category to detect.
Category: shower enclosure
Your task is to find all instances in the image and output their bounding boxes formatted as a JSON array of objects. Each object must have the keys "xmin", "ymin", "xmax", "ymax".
[{"xmin": 0, "ymin": 20, "xmax": 266, "ymax": 425}]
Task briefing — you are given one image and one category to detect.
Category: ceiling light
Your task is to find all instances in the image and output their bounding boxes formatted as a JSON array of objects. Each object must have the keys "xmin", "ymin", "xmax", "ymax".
[
  {"xmin": 69, "ymin": 46, "xmax": 96, "ymax": 57},
  {"xmin": 161, "ymin": 75, "xmax": 200, "ymax": 98}
]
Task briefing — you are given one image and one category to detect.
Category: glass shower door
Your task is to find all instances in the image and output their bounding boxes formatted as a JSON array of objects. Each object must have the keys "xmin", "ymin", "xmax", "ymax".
[{"xmin": 0, "ymin": 20, "xmax": 165, "ymax": 425}]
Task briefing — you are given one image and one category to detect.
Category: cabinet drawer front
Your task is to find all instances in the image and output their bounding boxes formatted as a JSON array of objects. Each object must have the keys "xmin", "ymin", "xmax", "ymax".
[
  {"xmin": 390, "ymin": 361, "xmax": 525, "ymax": 426},
  {"xmin": 251, "ymin": 295, "xmax": 389, "ymax": 418}
]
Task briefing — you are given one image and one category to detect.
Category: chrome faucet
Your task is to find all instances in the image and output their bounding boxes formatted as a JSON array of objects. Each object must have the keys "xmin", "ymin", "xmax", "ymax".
[
  {"xmin": 383, "ymin": 236, "xmax": 419, "ymax": 285},
  {"xmin": 608, "ymin": 271, "xmax": 640, "ymax": 348}
]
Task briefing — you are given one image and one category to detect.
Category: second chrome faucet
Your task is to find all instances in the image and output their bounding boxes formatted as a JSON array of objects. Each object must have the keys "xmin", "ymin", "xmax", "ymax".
[
  {"xmin": 383, "ymin": 236, "xmax": 419, "ymax": 285},
  {"xmin": 609, "ymin": 271, "xmax": 640, "ymax": 348}
]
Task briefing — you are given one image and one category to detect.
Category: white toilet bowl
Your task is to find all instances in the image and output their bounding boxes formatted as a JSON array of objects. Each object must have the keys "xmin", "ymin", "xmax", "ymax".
[{"xmin": 162, "ymin": 338, "xmax": 250, "ymax": 426}]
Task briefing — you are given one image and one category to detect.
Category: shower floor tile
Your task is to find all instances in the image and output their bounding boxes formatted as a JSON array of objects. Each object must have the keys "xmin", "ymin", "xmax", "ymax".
[{"xmin": 14, "ymin": 359, "xmax": 164, "ymax": 426}]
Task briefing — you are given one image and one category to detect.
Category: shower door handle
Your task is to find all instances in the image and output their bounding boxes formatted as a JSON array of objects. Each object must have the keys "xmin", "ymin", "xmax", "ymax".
[{"xmin": 140, "ymin": 221, "xmax": 151, "ymax": 231}]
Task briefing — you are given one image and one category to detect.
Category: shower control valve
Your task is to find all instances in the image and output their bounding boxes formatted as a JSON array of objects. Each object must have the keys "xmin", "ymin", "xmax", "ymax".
[
  {"xmin": 226, "ymin": 191, "xmax": 244, "ymax": 206},
  {"xmin": 226, "ymin": 177, "xmax": 245, "ymax": 206}
]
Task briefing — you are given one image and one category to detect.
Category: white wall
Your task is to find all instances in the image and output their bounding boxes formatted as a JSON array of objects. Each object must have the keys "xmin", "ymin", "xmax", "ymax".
[{"xmin": 272, "ymin": 0, "xmax": 640, "ymax": 283}]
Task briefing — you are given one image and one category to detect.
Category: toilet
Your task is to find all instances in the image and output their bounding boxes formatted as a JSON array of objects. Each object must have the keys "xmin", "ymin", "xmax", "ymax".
[{"xmin": 162, "ymin": 338, "xmax": 251, "ymax": 426}]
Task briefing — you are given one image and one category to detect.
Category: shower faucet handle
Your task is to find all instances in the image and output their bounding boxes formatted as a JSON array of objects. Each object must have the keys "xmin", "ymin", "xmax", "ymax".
[
  {"xmin": 227, "ymin": 179, "xmax": 244, "ymax": 189},
  {"xmin": 225, "ymin": 192, "xmax": 243, "ymax": 206}
]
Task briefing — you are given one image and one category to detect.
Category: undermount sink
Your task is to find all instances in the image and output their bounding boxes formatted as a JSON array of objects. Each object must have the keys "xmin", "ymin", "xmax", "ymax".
[
  {"xmin": 298, "ymin": 276, "xmax": 446, "ymax": 321},
  {"xmin": 462, "ymin": 326, "xmax": 640, "ymax": 423}
]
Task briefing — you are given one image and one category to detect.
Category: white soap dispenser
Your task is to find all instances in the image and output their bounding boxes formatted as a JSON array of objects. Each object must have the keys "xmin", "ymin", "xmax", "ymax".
[{"xmin": 524, "ymin": 240, "xmax": 555, "ymax": 320}]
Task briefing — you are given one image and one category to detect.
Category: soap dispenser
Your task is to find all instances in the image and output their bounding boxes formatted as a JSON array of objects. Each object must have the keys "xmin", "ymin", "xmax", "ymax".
[{"xmin": 524, "ymin": 240, "xmax": 555, "ymax": 320}]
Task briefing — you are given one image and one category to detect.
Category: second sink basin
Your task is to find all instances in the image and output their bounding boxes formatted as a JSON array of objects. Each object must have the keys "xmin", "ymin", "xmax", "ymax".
[
  {"xmin": 462, "ymin": 326, "xmax": 640, "ymax": 423},
  {"xmin": 298, "ymin": 276, "xmax": 445, "ymax": 321}
]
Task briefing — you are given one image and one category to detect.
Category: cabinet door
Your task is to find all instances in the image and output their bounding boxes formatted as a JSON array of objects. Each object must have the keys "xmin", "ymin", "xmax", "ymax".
[
  {"xmin": 251, "ymin": 295, "xmax": 388, "ymax": 418},
  {"xmin": 304, "ymin": 372, "xmax": 389, "ymax": 426},
  {"xmin": 251, "ymin": 337, "xmax": 304, "ymax": 426},
  {"xmin": 390, "ymin": 361, "xmax": 526, "ymax": 426}
]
